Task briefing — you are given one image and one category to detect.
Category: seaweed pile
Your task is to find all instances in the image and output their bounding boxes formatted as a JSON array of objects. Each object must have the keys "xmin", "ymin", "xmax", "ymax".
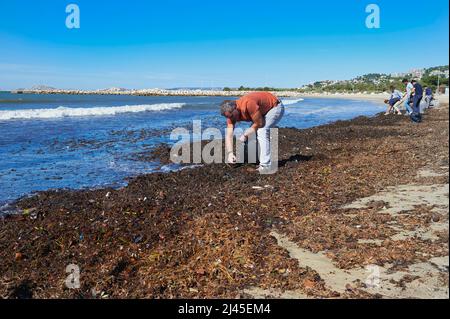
[{"xmin": 0, "ymin": 105, "xmax": 448, "ymax": 299}]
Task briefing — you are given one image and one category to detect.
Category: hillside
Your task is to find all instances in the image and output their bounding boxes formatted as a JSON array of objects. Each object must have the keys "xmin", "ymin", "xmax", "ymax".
[{"xmin": 299, "ymin": 65, "xmax": 449, "ymax": 93}]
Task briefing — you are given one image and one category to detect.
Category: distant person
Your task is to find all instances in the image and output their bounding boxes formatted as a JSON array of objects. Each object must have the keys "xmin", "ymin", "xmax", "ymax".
[
  {"xmin": 220, "ymin": 92, "xmax": 285, "ymax": 173},
  {"xmin": 384, "ymin": 86, "xmax": 403, "ymax": 115},
  {"xmin": 424, "ymin": 86, "xmax": 434, "ymax": 109},
  {"xmin": 402, "ymin": 79, "xmax": 414, "ymax": 115},
  {"xmin": 410, "ymin": 80, "xmax": 424, "ymax": 123}
]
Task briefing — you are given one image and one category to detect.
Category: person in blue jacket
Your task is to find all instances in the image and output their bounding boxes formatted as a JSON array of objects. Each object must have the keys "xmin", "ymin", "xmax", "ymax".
[{"xmin": 410, "ymin": 80, "xmax": 423, "ymax": 123}]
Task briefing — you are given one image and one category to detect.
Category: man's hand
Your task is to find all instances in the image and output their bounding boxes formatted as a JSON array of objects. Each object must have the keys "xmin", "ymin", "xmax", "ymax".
[
  {"xmin": 227, "ymin": 153, "xmax": 237, "ymax": 164},
  {"xmin": 239, "ymin": 135, "xmax": 247, "ymax": 143},
  {"xmin": 239, "ymin": 127, "xmax": 256, "ymax": 143}
]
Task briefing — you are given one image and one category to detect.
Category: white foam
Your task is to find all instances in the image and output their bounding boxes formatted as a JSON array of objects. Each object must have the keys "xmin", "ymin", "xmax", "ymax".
[
  {"xmin": 0, "ymin": 103, "xmax": 186, "ymax": 120},
  {"xmin": 281, "ymin": 98, "xmax": 304, "ymax": 105},
  {"xmin": 292, "ymin": 106, "xmax": 333, "ymax": 115}
]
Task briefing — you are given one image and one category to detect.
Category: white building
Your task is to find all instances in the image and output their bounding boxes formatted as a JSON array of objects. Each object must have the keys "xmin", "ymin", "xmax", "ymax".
[{"xmin": 430, "ymin": 70, "xmax": 449, "ymax": 78}]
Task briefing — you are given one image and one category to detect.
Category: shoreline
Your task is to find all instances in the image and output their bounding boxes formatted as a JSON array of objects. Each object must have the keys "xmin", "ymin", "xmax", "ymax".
[{"xmin": 0, "ymin": 102, "xmax": 448, "ymax": 299}]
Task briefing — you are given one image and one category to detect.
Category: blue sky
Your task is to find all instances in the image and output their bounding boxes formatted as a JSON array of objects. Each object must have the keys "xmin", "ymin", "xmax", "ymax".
[{"xmin": 0, "ymin": 0, "xmax": 448, "ymax": 90}]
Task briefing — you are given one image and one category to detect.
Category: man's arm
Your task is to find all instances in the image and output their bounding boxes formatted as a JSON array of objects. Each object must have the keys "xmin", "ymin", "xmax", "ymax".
[{"xmin": 243, "ymin": 110, "xmax": 265, "ymax": 139}]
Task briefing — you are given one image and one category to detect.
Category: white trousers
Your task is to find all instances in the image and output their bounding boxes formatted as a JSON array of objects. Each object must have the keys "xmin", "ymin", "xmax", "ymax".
[{"xmin": 257, "ymin": 104, "xmax": 285, "ymax": 167}]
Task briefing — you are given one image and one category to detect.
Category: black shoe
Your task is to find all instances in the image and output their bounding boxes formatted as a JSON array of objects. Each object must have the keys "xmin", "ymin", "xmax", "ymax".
[{"xmin": 410, "ymin": 113, "xmax": 422, "ymax": 123}]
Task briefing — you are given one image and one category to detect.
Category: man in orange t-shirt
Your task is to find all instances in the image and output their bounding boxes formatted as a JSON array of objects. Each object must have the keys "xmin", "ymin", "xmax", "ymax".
[{"xmin": 220, "ymin": 92, "xmax": 285, "ymax": 173}]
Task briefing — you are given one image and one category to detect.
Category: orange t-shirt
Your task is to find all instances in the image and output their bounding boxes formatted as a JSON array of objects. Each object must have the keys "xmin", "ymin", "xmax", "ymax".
[{"xmin": 227, "ymin": 92, "xmax": 280, "ymax": 124}]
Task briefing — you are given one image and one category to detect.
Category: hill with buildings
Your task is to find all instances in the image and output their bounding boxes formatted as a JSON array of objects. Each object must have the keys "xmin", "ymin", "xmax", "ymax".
[{"xmin": 298, "ymin": 65, "xmax": 449, "ymax": 93}]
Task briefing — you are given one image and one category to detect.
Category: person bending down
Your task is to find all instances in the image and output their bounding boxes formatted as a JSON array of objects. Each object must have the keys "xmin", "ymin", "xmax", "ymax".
[
  {"xmin": 220, "ymin": 92, "xmax": 285, "ymax": 173},
  {"xmin": 384, "ymin": 86, "xmax": 403, "ymax": 115}
]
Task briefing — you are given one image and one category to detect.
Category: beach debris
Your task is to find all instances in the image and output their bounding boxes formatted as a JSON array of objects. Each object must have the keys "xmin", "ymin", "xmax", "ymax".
[
  {"xmin": 303, "ymin": 279, "xmax": 316, "ymax": 289},
  {"xmin": 133, "ymin": 235, "xmax": 144, "ymax": 244},
  {"xmin": 14, "ymin": 252, "xmax": 24, "ymax": 261}
]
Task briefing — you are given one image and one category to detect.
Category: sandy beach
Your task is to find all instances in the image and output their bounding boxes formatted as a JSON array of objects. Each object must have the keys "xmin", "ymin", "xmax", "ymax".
[{"xmin": 0, "ymin": 100, "xmax": 448, "ymax": 299}]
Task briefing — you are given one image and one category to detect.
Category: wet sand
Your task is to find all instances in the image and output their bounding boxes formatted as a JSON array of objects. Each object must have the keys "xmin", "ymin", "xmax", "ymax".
[{"xmin": 0, "ymin": 101, "xmax": 448, "ymax": 299}]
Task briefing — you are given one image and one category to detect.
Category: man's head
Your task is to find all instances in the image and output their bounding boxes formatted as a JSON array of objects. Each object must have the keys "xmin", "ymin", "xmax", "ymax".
[
  {"xmin": 411, "ymin": 79, "xmax": 418, "ymax": 84},
  {"xmin": 220, "ymin": 100, "xmax": 239, "ymax": 121},
  {"xmin": 402, "ymin": 78, "xmax": 409, "ymax": 84},
  {"xmin": 390, "ymin": 85, "xmax": 395, "ymax": 92}
]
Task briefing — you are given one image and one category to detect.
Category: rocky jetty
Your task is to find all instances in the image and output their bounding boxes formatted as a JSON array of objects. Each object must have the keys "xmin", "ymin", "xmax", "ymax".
[
  {"xmin": 11, "ymin": 86, "xmax": 395, "ymax": 101},
  {"xmin": 17, "ymin": 87, "xmax": 305, "ymax": 98}
]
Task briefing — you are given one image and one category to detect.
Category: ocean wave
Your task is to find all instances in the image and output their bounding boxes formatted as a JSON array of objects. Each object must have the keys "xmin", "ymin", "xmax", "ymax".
[
  {"xmin": 281, "ymin": 98, "xmax": 304, "ymax": 105},
  {"xmin": 294, "ymin": 106, "xmax": 333, "ymax": 115},
  {"xmin": 0, "ymin": 103, "xmax": 186, "ymax": 120}
]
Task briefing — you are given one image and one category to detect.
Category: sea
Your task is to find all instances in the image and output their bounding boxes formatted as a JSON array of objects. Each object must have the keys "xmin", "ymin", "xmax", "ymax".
[{"xmin": 0, "ymin": 92, "xmax": 385, "ymax": 211}]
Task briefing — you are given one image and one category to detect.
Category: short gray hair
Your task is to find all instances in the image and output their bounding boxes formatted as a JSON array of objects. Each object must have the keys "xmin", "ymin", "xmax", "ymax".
[{"xmin": 220, "ymin": 100, "xmax": 237, "ymax": 116}]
